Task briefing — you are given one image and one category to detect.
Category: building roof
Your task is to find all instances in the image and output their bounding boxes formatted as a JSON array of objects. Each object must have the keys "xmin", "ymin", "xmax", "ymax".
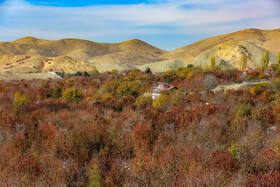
[{"xmin": 154, "ymin": 86, "xmax": 176, "ymax": 91}]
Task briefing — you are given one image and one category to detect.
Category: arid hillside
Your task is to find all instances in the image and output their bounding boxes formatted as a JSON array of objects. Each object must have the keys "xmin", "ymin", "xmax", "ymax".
[
  {"xmin": 163, "ymin": 29, "xmax": 280, "ymax": 69},
  {"xmin": 0, "ymin": 37, "xmax": 166, "ymax": 73},
  {"xmin": 0, "ymin": 28, "xmax": 279, "ymax": 74}
]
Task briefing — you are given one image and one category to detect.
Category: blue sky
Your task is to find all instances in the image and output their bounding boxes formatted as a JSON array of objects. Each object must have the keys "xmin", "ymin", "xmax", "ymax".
[{"xmin": 0, "ymin": 0, "xmax": 279, "ymax": 50}]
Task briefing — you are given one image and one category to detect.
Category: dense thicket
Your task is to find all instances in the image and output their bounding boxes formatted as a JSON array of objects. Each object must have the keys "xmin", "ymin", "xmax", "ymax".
[{"xmin": 1, "ymin": 67, "xmax": 280, "ymax": 186}]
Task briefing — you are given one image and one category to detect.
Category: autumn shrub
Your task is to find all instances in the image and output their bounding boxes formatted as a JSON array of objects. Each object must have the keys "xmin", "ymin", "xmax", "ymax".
[
  {"xmin": 236, "ymin": 102, "xmax": 252, "ymax": 119},
  {"xmin": 13, "ymin": 92, "xmax": 31, "ymax": 107},
  {"xmin": 273, "ymin": 105, "xmax": 280, "ymax": 124},
  {"xmin": 117, "ymin": 80, "xmax": 141, "ymax": 97},
  {"xmin": 251, "ymin": 107, "xmax": 269, "ymax": 129},
  {"xmin": 88, "ymin": 163, "xmax": 102, "ymax": 187},
  {"xmin": 37, "ymin": 123, "xmax": 57, "ymax": 151},
  {"xmin": 135, "ymin": 95, "xmax": 152, "ymax": 108},
  {"xmin": 62, "ymin": 87, "xmax": 83, "ymax": 102},
  {"xmin": 66, "ymin": 79, "xmax": 75, "ymax": 86},
  {"xmin": 209, "ymin": 150, "xmax": 238, "ymax": 173},
  {"xmin": 253, "ymin": 149, "xmax": 280, "ymax": 173},
  {"xmin": 152, "ymin": 92, "xmax": 170, "ymax": 108},
  {"xmin": 246, "ymin": 171, "xmax": 280, "ymax": 187},
  {"xmin": 133, "ymin": 123, "xmax": 155, "ymax": 154},
  {"xmin": 269, "ymin": 78, "xmax": 280, "ymax": 92},
  {"xmin": 15, "ymin": 154, "xmax": 41, "ymax": 178},
  {"xmin": 52, "ymin": 86, "xmax": 62, "ymax": 99},
  {"xmin": 249, "ymin": 83, "xmax": 267, "ymax": 95},
  {"xmin": 228, "ymin": 143, "xmax": 240, "ymax": 160}
]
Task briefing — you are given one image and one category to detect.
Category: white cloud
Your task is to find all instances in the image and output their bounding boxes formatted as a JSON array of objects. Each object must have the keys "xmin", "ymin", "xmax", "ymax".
[{"xmin": 0, "ymin": 0, "xmax": 279, "ymax": 49}]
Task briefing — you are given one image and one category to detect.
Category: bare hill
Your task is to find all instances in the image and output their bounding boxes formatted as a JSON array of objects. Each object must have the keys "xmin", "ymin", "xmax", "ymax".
[
  {"xmin": 0, "ymin": 37, "xmax": 166, "ymax": 65},
  {"xmin": 0, "ymin": 54, "xmax": 97, "ymax": 74},
  {"xmin": 163, "ymin": 29, "xmax": 280, "ymax": 69},
  {"xmin": 0, "ymin": 28, "xmax": 279, "ymax": 75}
]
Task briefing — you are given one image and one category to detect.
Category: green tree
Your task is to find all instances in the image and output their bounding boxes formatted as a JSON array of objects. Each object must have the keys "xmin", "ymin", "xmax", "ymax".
[
  {"xmin": 277, "ymin": 52, "xmax": 280, "ymax": 65},
  {"xmin": 13, "ymin": 92, "xmax": 31, "ymax": 107},
  {"xmin": 66, "ymin": 79, "xmax": 75, "ymax": 86},
  {"xmin": 135, "ymin": 95, "xmax": 153, "ymax": 108},
  {"xmin": 210, "ymin": 57, "xmax": 216, "ymax": 70},
  {"xmin": 52, "ymin": 86, "xmax": 62, "ymax": 99},
  {"xmin": 239, "ymin": 54, "xmax": 247, "ymax": 71},
  {"xmin": 89, "ymin": 164, "xmax": 101, "ymax": 187},
  {"xmin": 117, "ymin": 81, "xmax": 141, "ymax": 97},
  {"xmin": 145, "ymin": 67, "xmax": 152, "ymax": 74},
  {"xmin": 152, "ymin": 92, "xmax": 170, "ymax": 108},
  {"xmin": 62, "ymin": 87, "xmax": 83, "ymax": 102},
  {"xmin": 261, "ymin": 51, "xmax": 270, "ymax": 70}
]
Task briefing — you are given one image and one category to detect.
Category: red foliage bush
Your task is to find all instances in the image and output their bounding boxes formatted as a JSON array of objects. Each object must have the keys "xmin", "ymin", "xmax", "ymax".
[
  {"xmin": 246, "ymin": 171, "xmax": 280, "ymax": 186},
  {"xmin": 209, "ymin": 150, "xmax": 238, "ymax": 173},
  {"xmin": 253, "ymin": 149, "xmax": 280, "ymax": 173},
  {"xmin": 15, "ymin": 154, "xmax": 41, "ymax": 178},
  {"xmin": 133, "ymin": 123, "xmax": 154, "ymax": 154}
]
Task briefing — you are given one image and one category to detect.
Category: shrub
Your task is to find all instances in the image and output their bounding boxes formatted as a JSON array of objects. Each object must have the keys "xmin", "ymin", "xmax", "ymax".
[
  {"xmin": 145, "ymin": 67, "xmax": 152, "ymax": 74},
  {"xmin": 152, "ymin": 93, "xmax": 170, "ymax": 108},
  {"xmin": 13, "ymin": 92, "xmax": 31, "ymax": 107},
  {"xmin": 249, "ymin": 83, "xmax": 267, "ymax": 95},
  {"xmin": 228, "ymin": 143, "xmax": 240, "ymax": 160},
  {"xmin": 209, "ymin": 150, "xmax": 238, "ymax": 172},
  {"xmin": 246, "ymin": 171, "xmax": 280, "ymax": 186},
  {"xmin": 66, "ymin": 79, "xmax": 75, "ymax": 86},
  {"xmin": 273, "ymin": 105, "xmax": 280, "ymax": 124},
  {"xmin": 62, "ymin": 87, "xmax": 83, "ymax": 102},
  {"xmin": 253, "ymin": 149, "xmax": 280, "ymax": 173},
  {"xmin": 15, "ymin": 154, "xmax": 41, "ymax": 178},
  {"xmin": 89, "ymin": 164, "xmax": 102, "ymax": 187},
  {"xmin": 236, "ymin": 103, "xmax": 252, "ymax": 119},
  {"xmin": 135, "ymin": 95, "xmax": 153, "ymax": 108},
  {"xmin": 269, "ymin": 78, "xmax": 280, "ymax": 92},
  {"xmin": 52, "ymin": 86, "xmax": 62, "ymax": 99},
  {"xmin": 117, "ymin": 81, "xmax": 141, "ymax": 97}
]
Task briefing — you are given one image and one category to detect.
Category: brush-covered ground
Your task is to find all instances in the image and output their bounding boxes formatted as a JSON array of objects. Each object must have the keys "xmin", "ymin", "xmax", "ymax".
[{"xmin": 1, "ymin": 67, "xmax": 280, "ymax": 186}]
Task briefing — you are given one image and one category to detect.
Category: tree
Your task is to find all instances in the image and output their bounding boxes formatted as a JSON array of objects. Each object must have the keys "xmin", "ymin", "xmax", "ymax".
[
  {"xmin": 52, "ymin": 86, "xmax": 62, "ymax": 99},
  {"xmin": 13, "ymin": 92, "xmax": 31, "ymax": 107},
  {"xmin": 135, "ymin": 95, "xmax": 153, "ymax": 108},
  {"xmin": 239, "ymin": 54, "xmax": 247, "ymax": 71},
  {"xmin": 277, "ymin": 52, "xmax": 280, "ymax": 65},
  {"xmin": 145, "ymin": 67, "xmax": 152, "ymax": 74},
  {"xmin": 261, "ymin": 51, "xmax": 270, "ymax": 70},
  {"xmin": 62, "ymin": 87, "xmax": 83, "ymax": 102},
  {"xmin": 187, "ymin": 64, "xmax": 194, "ymax": 68},
  {"xmin": 210, "ymin": 57, "xmax": 215, "ymax": 70},
  {"xmin": 89, "ymin": 164, "xmax": 102, "ymax": 187}
]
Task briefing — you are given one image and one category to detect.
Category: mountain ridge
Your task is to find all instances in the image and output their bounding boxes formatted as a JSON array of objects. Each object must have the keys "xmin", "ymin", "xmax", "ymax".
[{"xmin": 0, "ymin": 28, "xmax": 279, "ymax": 73}]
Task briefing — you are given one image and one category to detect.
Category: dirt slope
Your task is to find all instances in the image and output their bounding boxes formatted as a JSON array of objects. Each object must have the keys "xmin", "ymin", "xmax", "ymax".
[
  {"xmin": 163, "ymin": 29, "xmax": 280, "ymax": 69},
  {"xmin": 0, "ymin": 37, "xmax": 166, "ymax": 65}
]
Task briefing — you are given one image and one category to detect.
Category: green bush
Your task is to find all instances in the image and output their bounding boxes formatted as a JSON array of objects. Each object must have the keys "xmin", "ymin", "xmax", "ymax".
[
  {"xmin": 62, "ymin": 87, "xmax": 83, "ymax": 102},
  {"xmin": 236, "ymin": 103, "xmax": 252, "ymax": 119},
  {"xmin": 52, "ymin": 86, "xmax": 62, "ymax": 99},
  {"xmin": 135, "ymin": 95, "xmax": 153, "ymax": 108},
  {"xmin": 152, "ymin": 92, "xmax": 170, "ymax": 108},
  {"xmin": 13, "ymin": 92, "xmax": 31, "ymax": 107}
]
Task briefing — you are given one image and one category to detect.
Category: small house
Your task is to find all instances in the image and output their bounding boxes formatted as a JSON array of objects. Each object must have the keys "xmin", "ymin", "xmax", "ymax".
[{"xmin": 151, "ymin": 82, "xmax": 177, "ymax": 100}]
